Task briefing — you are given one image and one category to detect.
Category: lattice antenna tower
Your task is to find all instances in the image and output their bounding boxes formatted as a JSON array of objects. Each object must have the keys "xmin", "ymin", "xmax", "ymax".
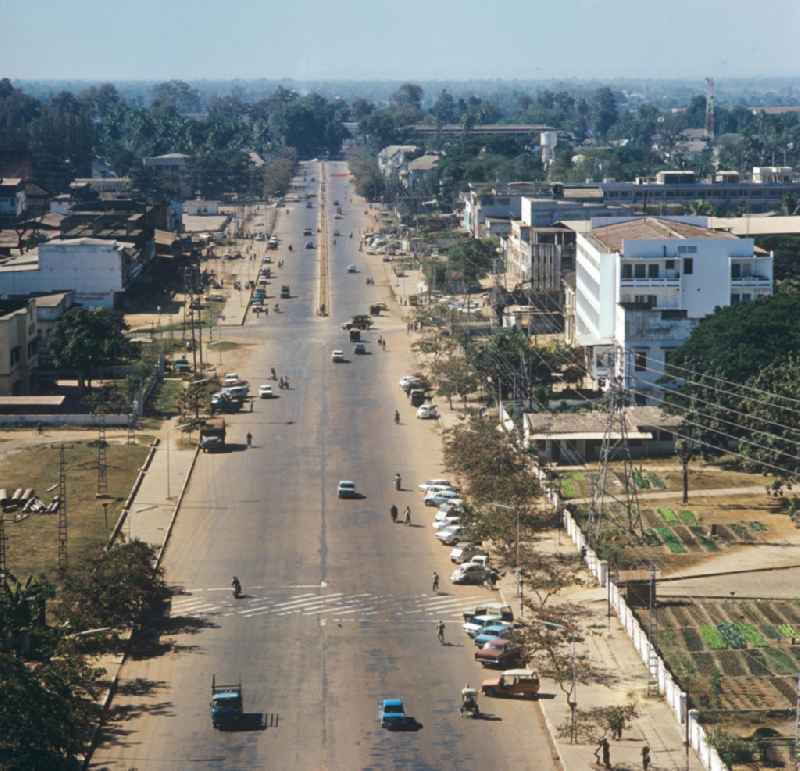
[
  {"xmin": 705, "ymin": 77, "xmax": 716, "ymax": 139},
  {"xmin": 57, "ymin": 444, "xmax": 67, "ymax": 572},
  {"xmin": 0, "ymin": 499, "xmax": 7, "ymax": 582},
  {"xmin": 590, "ymin": 359, "xmax": 644, "ymax": 539},
  {"xmin": 647, "ymin": 563, "xmax": 660, "ymax": 697}
]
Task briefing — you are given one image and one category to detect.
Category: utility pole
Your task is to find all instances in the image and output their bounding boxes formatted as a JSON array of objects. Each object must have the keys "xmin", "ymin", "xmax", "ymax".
[
  {"xmin": 96, "ymin": 414, "xmax": 108, "ymax": 496},
  {"xmin": 57, "ymin": 444, "xmax": 67, "ymax": 573},
  {"xmin": 0, "ymin": 499, "xmax": 7, "ymax": 582}
]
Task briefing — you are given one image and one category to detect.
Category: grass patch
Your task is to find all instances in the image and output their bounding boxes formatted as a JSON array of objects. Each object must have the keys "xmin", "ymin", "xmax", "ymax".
[
  {"xmin": 207, "ymin": 341, "xmax": 242, "ymax": 351},
  {"xmin": 657, "ymin": 507, "xmax": 679, "ymax": 524},
  {"xmin": 679, "ymin": 509, "xmax": 698, "ymax": 526},
  {"xmin": 151, "ymin": 379, "xmax": 183, "ymax": 416},
  {"xmin": 700, "ymin": 624, "xmax": 726, "ymax": 650},
  {"xmin": 3, "ymin": 441, "xmax": 150, "ymax": 580},
  {"xmin": 655, "ymin": 526, "xmax": 687, "ymax": 554}
]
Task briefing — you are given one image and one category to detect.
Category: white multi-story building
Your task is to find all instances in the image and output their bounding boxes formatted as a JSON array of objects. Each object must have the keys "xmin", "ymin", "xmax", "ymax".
[
  {"xmin": 573, "ymin": 217, "xmax": 773, "ymax": 401},
  {"xmin": 377, "ymin": 145, "xmax": 419, "ymax": 178},
  {"xmin": 0, "ymin": 238, "xmax": 148, "ymax": 309}
]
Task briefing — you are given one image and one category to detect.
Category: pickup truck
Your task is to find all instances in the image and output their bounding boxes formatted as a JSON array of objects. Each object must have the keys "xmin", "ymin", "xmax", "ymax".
[
  {"xmin": 378, "ymin": 698, "xmax": 407, "ymax": 729},
  {"xmin": 210, "ymin": 675, "xmax": 242, "ymax": 728}
]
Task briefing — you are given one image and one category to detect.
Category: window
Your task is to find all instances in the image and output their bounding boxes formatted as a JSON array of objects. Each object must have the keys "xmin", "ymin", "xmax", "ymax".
[
  {"xmin": 648, "ymin": 264, "xmax": 659, "ymax": 278},
  {"xmin": 634, "ymin": 263, "xmax": 646, "ymax": 279},
  {"xmin": 665, "ymin": 260, "xmax": 675, "ymax": 270},
  {"xmin": 634, "ymin": 350, "xmax": 647, "ymax": 371},
  {"xmin": 731, "ymin": 263, "xmax": 741, "ymax": 279},
  {"xmin": 742, "ymin": 293, "xmax": 752, "ymax": 302},
  {"xmin": 731, "ymin": 293, "xmax": 740, "ymax": 305},
  {"xmin": 622, "ymin": 263, "xmax": 633, "ymax": 279},
  {"xmin": 683, "ymin": 257, "xmax": 694, "ymax": 274},
  {"xmin": 663, "ymin": 348, "xmax": 677, "ymax": 368},
  {"xmin": 678, "ymin": 245, "xmax": 697, "ymax": 254}
]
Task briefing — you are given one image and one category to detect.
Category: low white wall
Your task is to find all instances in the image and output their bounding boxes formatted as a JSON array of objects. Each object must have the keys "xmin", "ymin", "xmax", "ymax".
[
  {"xmin": 561, "ymin": 508, "xmax": 726, "ymax": 771},
  {"xmin": 0, "ymin": 414, "xmax": 131, "ymax": 427}
]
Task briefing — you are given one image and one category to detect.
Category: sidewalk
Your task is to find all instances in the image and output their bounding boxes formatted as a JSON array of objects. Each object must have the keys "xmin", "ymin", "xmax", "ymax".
[
  {"xmin": 497, "ymin": 532, "xmax": 700, "ymax": 770},
  {"xmin": 117, "ymin": 419, "xmax": 198, "ymax": 557}
]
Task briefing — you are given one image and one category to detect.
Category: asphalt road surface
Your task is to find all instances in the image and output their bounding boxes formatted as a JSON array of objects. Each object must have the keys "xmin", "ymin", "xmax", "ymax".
[{"xmin": 90, "ymin": 161, "xmax": 558, "ymax": 770}]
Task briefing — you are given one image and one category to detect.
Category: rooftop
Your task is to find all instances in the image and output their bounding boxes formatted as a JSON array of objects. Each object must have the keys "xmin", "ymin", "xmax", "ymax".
[
  {"xmin": 588, "ymin": 217, "xmax": 737, "ymax": 253},
  {"xmin": 33, "ymin": 292, "xmax": 71, "ymax": 308},
  {"xmin": 527, "ymin": 406, "xmax": 681, "ymax": 439},
  {"xmin": 407, "ymin": 154, "xmax": 440, "ymax": 172},
  {"xmin": 0, "ymin": 177, "xmax": 23, "ymax": 189}
]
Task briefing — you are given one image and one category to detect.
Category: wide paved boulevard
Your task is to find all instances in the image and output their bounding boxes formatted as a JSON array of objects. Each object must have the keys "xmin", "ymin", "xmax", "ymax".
[{"xmin": 90, "ymin": 161, "xmax": 557, "ymax": 770}]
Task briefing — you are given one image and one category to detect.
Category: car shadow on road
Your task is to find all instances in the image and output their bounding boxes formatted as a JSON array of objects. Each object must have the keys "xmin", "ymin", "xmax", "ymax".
[
  {"xmin": 475, "ymin": 712, "xmax": 503, "ymax": 722},
  {"xmin": 533, "ymin": 691, "xmax": 558, "ymax": 700}
]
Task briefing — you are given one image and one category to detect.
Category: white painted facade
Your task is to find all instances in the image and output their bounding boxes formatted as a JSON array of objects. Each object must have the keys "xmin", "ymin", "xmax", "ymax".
[
  {"xmin": 573, "ymin": 218, "xmax": 773, "ymax": 400},
  {"xmin": 0, "ymin": 238, "xmax": 132, "ymax": 309}
]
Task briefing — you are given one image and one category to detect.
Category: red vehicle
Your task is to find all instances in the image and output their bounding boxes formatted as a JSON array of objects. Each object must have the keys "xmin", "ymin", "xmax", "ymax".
[{"xmin": 474, "ymin": 638, "xmax": 522, "ymax": 669}]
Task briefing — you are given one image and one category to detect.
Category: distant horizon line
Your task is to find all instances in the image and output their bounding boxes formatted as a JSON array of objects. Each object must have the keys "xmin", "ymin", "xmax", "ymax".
[{"xmin": 9, "ymin": 74, "xmax": 800, "ymax": 84}]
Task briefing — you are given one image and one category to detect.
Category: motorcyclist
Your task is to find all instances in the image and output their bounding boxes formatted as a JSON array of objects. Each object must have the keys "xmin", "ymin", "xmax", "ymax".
[
  {"xmin": 349, "ymin": 232, "xmax": 353, "ymax": 238},
  {"xmin": 271, "ymin": 367, "xmax": 277, "ymax": 380},
  {"xmin": 246, "ymin": 432, "xmax": 252, "ymax": 447},
  {"xmin": 275, "ymin": 303, "xmax": 280, "ymax": 312},
  {"xmin": 232, "ymin": 576, "xmax": 242, "ymax": 598},
  {"xmin": 288, "ymin": 244, "xmax": 293, "ymax": 251},
  {"xmin": 394, "ymin": 410, "xmax": 400, "ymax": 425},
  {"xmin": 394, "ymin": 473, "xmax": 401, "ymax": 491}
]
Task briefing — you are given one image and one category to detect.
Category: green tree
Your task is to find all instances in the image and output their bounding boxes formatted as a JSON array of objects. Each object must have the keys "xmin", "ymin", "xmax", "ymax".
[
  {"xmin": 445, "ymin": 238, "xmax": 497, "ymax": 287},
  {"xmin": 0, "ymin": 647, "xmax": 102, "ymax": 769},
  {"xmin": 49, "ymin": 309, "xmax": 137, "ymax": 391},
  {"xmin": 430, "ymin": 353, "xmax": 480, "ymax": 410},
  {"xmin": 57, "ymin": 540, "xmax": 169, "ymax": 631}
]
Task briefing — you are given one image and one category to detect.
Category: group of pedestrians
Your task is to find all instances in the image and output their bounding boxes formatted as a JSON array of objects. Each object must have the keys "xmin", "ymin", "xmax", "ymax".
[{"xmin": 389, "ymin": 504, "xmax": 412, "ymax": 525}]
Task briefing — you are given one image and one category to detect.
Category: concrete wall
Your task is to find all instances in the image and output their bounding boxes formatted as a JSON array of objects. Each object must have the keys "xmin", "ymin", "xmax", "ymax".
[{"xmin": 0, "ymin": 413, "xmax": 131, "ymax": 427}]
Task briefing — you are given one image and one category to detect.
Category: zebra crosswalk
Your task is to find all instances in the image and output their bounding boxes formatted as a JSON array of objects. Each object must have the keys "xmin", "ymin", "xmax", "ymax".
[{"xmin": 169, "ymin": 587, "xmax": 487, "ymax": 624}]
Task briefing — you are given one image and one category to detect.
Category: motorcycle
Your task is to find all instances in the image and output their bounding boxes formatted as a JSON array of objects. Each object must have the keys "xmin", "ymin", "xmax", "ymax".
[
  {"xmin": 460, "ymin": 688, "xmax": 480, "ymax": 719},
  {"xmin": 394, "ymin": 473, "xmax": 401, "ymax": 491},
  {"xmin": 232, "ymin": 578, "xmax": 242, "ymax": 599}
]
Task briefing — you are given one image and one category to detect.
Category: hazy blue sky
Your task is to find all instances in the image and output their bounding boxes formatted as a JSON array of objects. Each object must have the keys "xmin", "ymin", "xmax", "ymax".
[{"xmin": 2, "ymin": 0, "xmax": 799, "ymax": 81}]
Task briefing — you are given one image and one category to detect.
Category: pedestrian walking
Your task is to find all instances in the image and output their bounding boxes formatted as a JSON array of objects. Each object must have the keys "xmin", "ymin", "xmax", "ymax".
[
  {"xmin": 432, "ymin": 571, "xmax": 440, "ymax": 592},
  {"xmin": 390, "ymin": 504, "xmax": 398, "ymax": 523},
  {"xmin": 641, "ymin": 745, "xmax": 651, "ymax": 771},
  {"xmin": 404, "ymin": 505, "xmax": 411, "ymax": 525},
  {"xmin": 594, "ymin": 737, "xmax": 611, "ymax": 769}
]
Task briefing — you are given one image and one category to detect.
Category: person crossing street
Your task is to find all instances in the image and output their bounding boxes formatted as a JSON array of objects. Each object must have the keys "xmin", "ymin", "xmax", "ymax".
[{"xmin": 432, "ymin": 571, "xmax": 440, "ymax": 592}]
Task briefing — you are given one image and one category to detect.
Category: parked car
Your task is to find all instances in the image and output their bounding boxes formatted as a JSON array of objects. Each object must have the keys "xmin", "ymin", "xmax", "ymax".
[
  {"xmin": 433, "ymin": 507, "xmax": 461, "ymax": 523},
  {"xmin": 337, "ymin": 481, "xmax": 357, "ymax": 498},
  {"xmin": 432, "ymin": 516, "xmax": 460, "ymax": 532},
  {"xmin": 424, "ymin": 489, "xmax": 460, "ymax": 507},
  {"xmin": 416, "ymin": 404, "xmax": 439, "ymax": 420},
  {"xmin": 400, "ymin": 375, "xmax": 426, "ymax": 392},
  {"xmin": 450, "ymin": 542, "xmax": 479, "ymax": 563},
  {"xmin": 418, "ymin": 479, "xmax": 452, "ymax": 492},
  {"xmin": 435, "ymin": 525, "xmax": 462, "ymax": 545},
  {"xmin": 481, "ymin": 669, "xmax": 540, "ymax": 699},
  {"xmin": 474, "ymin": 624, "xmax": 515, "ymax": 649},
  {"xmin": 463, "ymin": 603, "xmax": 514, "ymax": 626},
  {"xmin": 464, "ymin": 614, "xmax": 509, "ymax": 638},
  {"xmin": 331, "ymin": 350, "xmax": 345, "ymax": 362},
  {"xmin": 450, "ymin": 562, "xmax": 487, "ymax": 585},
  {"xmin": 438, "ymin": 500, "xmax": 464, "ymax": 514},
  {"xmin": 409, "ymin": 389, "xmax": 426, "ymax": 407},
  {"xmin": 223, "ymin": 372, "xmax": 241, "ymax": 385},
  {"xmin": 258, "ymin": 384, "xmax": 273, "ymax": 399},
  {"xmin": 172, "ymin": 358, "xmax": 192, "ymax": 374},
  {"xmin": 354, "ymin": 342, "xmax": 366, "ymax": 355},
  {"xmin": 475, "ymin": 639, "xmax": 523, "ymax": 669}
]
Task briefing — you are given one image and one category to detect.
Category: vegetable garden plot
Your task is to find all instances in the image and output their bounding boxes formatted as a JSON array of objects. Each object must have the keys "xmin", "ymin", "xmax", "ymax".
[
  {"xmin": 777, "ymin": 602, "xmax": 800, "ymax": 625},
  {"xmin": 718, "ymin": 677, "xmax": 779, "ymax": 710},
  {"xmin": 758, "ymin": 603, "xmax": 785, "ymax": 625},
  {"xmin": 778, "ymin": 623, "xmax": 799, "ymax": 640},
  {"xmin": 694, "ymin": 652, "xmax": 719, "ymax": 677},
  {"xmin": 763, "ymin": 647, "xmax": 797, "ymax": 675},
  {"xmin": 762, "ymin": 624, "xmax": 782, "ymax": 641},
  {"xmin": 730, "ymin": 522, "xmax": 756, "ymax": 542},
  {"xmin": 673, "ymin": 525, "xmax": 701, "ymax": 551},
  {"xmin": 772, "ymin": 677, "xmax": 799, "ymax": 705},
  {"xmin": 790, "ymin": 647, "xmax": 800, "ymax": 665},
  {"xmin": 655, "ymin": 526, "xmax": 687, "ymax": 554},
  {"xmin": 743, "ymin": 649, "xmax": 770, "ymax": 676},
  {"xmin": 714, "ymin": 650, "xmax": 747, "ymax": 676},
  {"xmin": 700, "ymin": 624, "xmax": 726, "ymax": 650},
  {"xmin": 704, "ymin": 602, "xmax": 733, "ymax": 625},
  {"xmin": 679, "ymin": 509, "xmax": 698, "ymax": 526},
  {"xmin": 657, "ymin": 507, "xmax": 679, "ymax": 524},
  {"xmin": 681, "ymin": 628, "xmax": 704, "ymax": 652}
]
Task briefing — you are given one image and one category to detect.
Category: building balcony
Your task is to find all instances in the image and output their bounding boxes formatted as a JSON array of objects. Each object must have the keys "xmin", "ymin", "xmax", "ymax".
[
  {"xmin": 730, "ymin": 274, "xmax": 771, "ymax": 284},
  {"xmin": 620, "ymin": 276, "xmax": 680, "ymax": 288}
]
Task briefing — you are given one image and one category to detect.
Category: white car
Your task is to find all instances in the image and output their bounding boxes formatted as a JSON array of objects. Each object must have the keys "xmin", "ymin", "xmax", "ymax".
[
  {"xmin": 222, "ymin": 372, "xmax": 241, "ymax": 386},
  {"xmin": 438, "ymin": 499, "xmax": 464, "ymax": 514},
  {"xmin": 400, "ymin": 375, "xmax": 425, "ymax": 392},
  {"xmin": 433, "ymin": 516, "xmax": 460, "ymax": 531},
  {"xmin": 418, "ymin": 479, "xmax": 453, "ymax": 492},
  {"xmin": 331, "ymin": 350, "xmax": 345, "ymax": 362},
  {"xmin": 424, "ymin": 489, "xmax": 461, "ymax": 507},
  {"xmin": 450, "ymin": 542, "xmax": 479, "ymax": 563},
  {"xmin": 416, "ymin": 404, "xmax": 439, "ymax": 420},
  {"xmin": 451, "ymin": 563, "xmax": 487, "ymax": 585},
  {"xmin": 435, "ymin": 525, "xmax": 462, "ymax": 545},
  {"xmin": 346, "ymin": 264, "xmax": 358, "ymax": 273},
  {"xmin": 258, "ymin": 384, "xmax": 273, "ymax": 398}
]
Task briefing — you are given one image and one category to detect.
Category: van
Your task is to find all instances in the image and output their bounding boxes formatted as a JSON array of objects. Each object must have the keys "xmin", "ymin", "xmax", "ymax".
[{"xmin": 280, "ymin": 285, "xmax": 290, "ymax": 299}]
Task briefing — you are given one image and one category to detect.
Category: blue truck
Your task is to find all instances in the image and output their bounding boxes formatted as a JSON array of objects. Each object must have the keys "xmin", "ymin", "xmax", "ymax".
[
  {"xmin": 210, "ymin": 675, "xmax": 243, "ymax": 729},
  {"xmin": 378, "ymin": 698, "xmax": 407, "ymax": 729}
]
